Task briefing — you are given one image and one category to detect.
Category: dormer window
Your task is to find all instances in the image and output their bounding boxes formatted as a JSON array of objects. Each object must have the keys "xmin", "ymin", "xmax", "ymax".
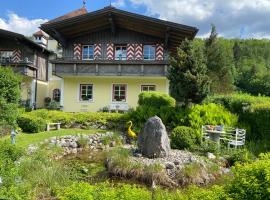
[
  {"xmin": 82, "ymin": 45, "xmax": 94, "ymax": 60},
  {"xmin": 115, "ymin": 45, "xmax": 127, "ymax": 60},
  {"xmin": 143, "ymin": 45, "xmax": 155, "ymax": 60}
]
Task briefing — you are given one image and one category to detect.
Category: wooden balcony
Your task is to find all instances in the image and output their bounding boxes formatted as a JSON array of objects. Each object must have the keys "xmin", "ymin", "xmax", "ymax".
[
  {"xmin": 51, "ymin": 56, "xmax": 169, "ymax": 77},
  {"xmin": 0, "ymin": 59, "xmax": 37, "ymax": 78}
]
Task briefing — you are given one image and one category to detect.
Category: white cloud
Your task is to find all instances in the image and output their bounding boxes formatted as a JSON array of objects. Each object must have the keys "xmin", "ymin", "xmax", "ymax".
[
  {"xmin": 127, "ymin": 0, "xmax": 270, "ymax": 38},
  {"xmin": 0, "ymin": 12, "xmax": 48, "ymax": 36},
  {"xmin": 112, "ymin": 0, "xmax": 126, "ymax": 8}
]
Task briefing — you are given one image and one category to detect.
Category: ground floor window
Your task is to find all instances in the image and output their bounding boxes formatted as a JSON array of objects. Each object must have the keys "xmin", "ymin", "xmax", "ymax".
[
  {"xmin": 53, "ymin": 89, "xmax": 61, "ymax": 102},
  {"xmin": 113, "ymin": 84, "xmax": 127, "ymax": 102},
  {"xmin": 141, "ymin": 85, "xmax": 156, "ymax": 92},
  {"xmin": 80, "ymin": 84, "xmax": 93, "ymax": 101},
  {"xmin": 0, "ymin": 50, "xmax": 13, "ymax": 62}
]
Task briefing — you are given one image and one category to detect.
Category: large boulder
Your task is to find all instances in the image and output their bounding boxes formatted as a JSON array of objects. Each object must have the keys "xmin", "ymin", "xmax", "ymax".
[{"xmin": 138, "ymin": 116, "xmax": 171, "ymax": 158}]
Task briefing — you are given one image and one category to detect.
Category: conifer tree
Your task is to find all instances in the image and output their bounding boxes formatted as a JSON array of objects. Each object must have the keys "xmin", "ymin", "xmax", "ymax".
[
  {"xmin": 205, "ymin": 24, "xmax": 235, "ymax": 94},
  {"xmin": 168, "ymin": 39, "xmax": 210, "ymax": 105}
]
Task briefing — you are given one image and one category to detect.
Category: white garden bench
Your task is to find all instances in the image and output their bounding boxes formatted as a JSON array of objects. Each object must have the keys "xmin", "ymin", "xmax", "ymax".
[{"xmin": 46, "ymin": 123, "xmax": 61, "ymax": 131}]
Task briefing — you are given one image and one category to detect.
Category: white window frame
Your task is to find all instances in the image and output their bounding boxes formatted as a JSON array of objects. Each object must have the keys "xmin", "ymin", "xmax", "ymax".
[
  {"xmin": 141, "ymin": 85, "xmax": 156, "ymax": 92},
  {"xmin": 79, "ymin": 84, "xmax": 93, "ymax": 102},
  {"xmin": 82, "ymin": 45, "xmax": 94, "ymax": 60},
  {"xmin": 112, "ymin": 84, "xmax": 127, "ymax": 102},
  {"xmin": 143, "ymin": 45, "xmax": 156, "ymax": 60},
  {"xmin": 115, "ymin": 45, "xmax": 127, "ymax": 60}
]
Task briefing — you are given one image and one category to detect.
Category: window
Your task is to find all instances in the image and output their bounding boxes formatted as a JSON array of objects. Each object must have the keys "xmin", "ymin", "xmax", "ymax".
[
  {"xmin": 143, "ymin": 45, "xmax": 156, "ymax": 60},
  {"xmin": 141, "ymin": 85, "xmax": 156, "ymax": 92},
  {"xmin": 80, "ymin": 84, "xmax": 93, "ymax": 101},
  {"xmin": 115, "ymin": 45, "xmax": 127, "ymax": 60},
  {"xmin": 53, "ymin": 89, "xmax": 61, "ymax": 102},
  {"xmin": 82, "ymin": 45, "xmax": 94, "ymax": 60},
  {"xmin": 0, "ymin": 51, "xmax": 13, "ymax": 63},
  {"xmin": 113, "ymin": 84, "xmax": 127, "ymax": 102}
]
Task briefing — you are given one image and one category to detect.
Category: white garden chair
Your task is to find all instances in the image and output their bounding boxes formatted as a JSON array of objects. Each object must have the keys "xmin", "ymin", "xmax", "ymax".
[{"xmin": 227, "ymin": 129, "xmax": 246, "ymax": 149}]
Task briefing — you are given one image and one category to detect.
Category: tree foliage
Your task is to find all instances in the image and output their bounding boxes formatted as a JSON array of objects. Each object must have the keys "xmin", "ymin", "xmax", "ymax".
[
  {"xmin": 0, "ymin": 67, "xmax": 21, "ymax": 128},
  {"xmin": 205, "ymin": 24, "xmax": 235, "ymax": 94},
  {"xmin": 168, "ymin": 39, "xmax": 210, "ymax": 104}
]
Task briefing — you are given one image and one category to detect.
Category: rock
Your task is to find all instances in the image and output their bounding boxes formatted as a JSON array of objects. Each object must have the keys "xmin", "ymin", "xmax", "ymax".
[
  {"xmin": 27, "ymin": 145, "xmax": 38, "ymax": 154},
  {"xmin": 165, "ymin": 162, "xmax": 175, "ymax": 169},
  {"xmin": 70, "ymin": 141, "xmax": 78, "ymax": 148},
  {"xmin": 207, "ymin": 152, "xmax": 216, "ymax": 160},
  {"xmin": 174, "ymin": 160, "xmax": 181, "ymax": 165},
  {"xmin": 138, "ymin": 116, "xmax": 171, "ymax": 158}
]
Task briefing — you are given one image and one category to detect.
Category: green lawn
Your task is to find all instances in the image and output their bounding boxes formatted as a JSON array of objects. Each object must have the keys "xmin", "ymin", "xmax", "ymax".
[{"xmin": 0, "ymin": 129, "xmax": 103, "ymax": 148}]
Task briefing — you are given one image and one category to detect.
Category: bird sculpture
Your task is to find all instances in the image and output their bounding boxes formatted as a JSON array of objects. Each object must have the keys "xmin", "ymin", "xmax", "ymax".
[{"xmin": 127, "ymin": 121, "xmax": 137, "ymax": 139}]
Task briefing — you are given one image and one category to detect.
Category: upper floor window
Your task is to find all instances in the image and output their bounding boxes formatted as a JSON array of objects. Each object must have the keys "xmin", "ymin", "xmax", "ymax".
[
  {"xmin": 113, "ymin": 84, "xmax": 127, "ymax": 102},
  {"xmin": 0, "ymin": 51, "xmax": 13, "ymax": 63},
  {"xmin": 115, "ymin": 45, "xmax": 127, "ymax": 60},
  {"xmin": 143, "ymin": 45, "xmax": 155, "ymax": 60},
  {"xmin": 53, "ymin": 89, "xmax": 61, "ymax": 102},
  {"xmin": 141, "ymin": 85, "xmax": 156, "ymax": 92},
  {"xmin": 80, "ymin": 84, "xmax": 93, "ymax": 101},
  {"xmin": 82, "ymin": 45, "xmax": 94, "ymax": 60}
]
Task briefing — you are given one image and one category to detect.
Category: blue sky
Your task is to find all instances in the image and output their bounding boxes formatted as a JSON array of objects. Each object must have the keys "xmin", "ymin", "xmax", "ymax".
[{"xmin": 1, "ymin": 0, "xmax": 270, "ymax": 38}]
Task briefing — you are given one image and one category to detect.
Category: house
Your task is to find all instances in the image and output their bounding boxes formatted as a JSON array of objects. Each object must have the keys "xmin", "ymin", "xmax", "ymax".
[
  {"xmin": 40, "ymin": 6, "xmax": 198, "ymax": 112},
  {"xmin": 0, "ymin": 29, "xmax": 53, "ymax": 108}
]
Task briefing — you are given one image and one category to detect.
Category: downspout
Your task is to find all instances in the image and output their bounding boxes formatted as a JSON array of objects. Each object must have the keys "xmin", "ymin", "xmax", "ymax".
[{"xmin": 34, "ymin": 51, "xmax": 38, "ymax": 110}]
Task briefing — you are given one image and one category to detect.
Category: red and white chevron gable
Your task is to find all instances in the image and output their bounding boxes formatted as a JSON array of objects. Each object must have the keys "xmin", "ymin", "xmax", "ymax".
[
  {"xmin": 74, "ymin": 44, "xmax": 82, "ymax": 59},
  {"xmin": 127, "ymin": 44, "xmax": 135, "ymax": 60},
  {"xmin": 94, "ymin": 44, "xmax": 102, "ymax": 60},
  {"xmin": 12, "ymin": 49, "xmax": 22, "ymax": 62},
  {"xmin": 134, "ymin": 44, "xmax": 143, "ymax": 60},
  {"xmin": 106, "ymin": 43, "xmax": 114, "ymax": 60},
  {"xmin": 156, "ymin": 44, "xmax": 164, "ymax": 61}
]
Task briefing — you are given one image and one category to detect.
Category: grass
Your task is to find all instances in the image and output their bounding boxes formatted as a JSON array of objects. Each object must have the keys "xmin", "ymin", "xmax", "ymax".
[{"xmin": 0, "ymin": 129, "xmax": 104, "ymax": 148}]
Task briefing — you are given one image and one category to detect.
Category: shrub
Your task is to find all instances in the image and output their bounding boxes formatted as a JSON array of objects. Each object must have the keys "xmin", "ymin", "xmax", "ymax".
[
  {"xmin": 138, "ymin": 92, "xmax": 176, "ymax": 107},
  {"xmin": 128, "ymin": 92, "xmax": 180, "ymax": 130},
  {"xmin": 226, "ymin": 153, "xmax": 270, "ymax": 199},
  {"xmin": 17, "ymin": 110, "xmax": 128, "ymax": 133},
  {"xmin": 205, "ymin": 93, "xmax": 270, "ymax": 141},
  {"xmin": 188, "ymin": 103, "xmax": 238, "ymax": 137},
  {"xmin": 17, "ymin": 114, "xmax": 46, "ymax": 133},
  {"xmin": 171, "ymin": 126, "xmax": 197, "ymax": 150},
  {"xmin": 58, "ymin": 182, "xmax": 95, "ymax": 200},
  {"xmin": 0, "ymin": 68, "xmax": 21, "ymax": 128}
]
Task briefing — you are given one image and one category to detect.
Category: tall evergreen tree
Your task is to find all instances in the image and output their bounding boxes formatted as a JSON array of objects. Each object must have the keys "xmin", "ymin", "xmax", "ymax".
[
  {"xmin": 205, "ymin": 24, "xmax": 235, "ymax": 94},
  {"xmin": 168, "ymin": 39, "xmax": 210, "ymax": 105}
]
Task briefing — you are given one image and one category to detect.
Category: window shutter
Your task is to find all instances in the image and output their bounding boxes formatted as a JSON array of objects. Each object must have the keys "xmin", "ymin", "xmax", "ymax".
[
  {"xmin": 12, "ymin": 49, "xmax": 22, "ymax": 62},
  {"xmin": 94, "ymin": 44, "xmax": 102, "ymax": 60},
  {"xmin": 134, "ymin": 44, "xmax": 143, "ymax": 60},
  {"xmin": 106, "ymin": 43, "xmax": 114, "ymax": 60},
  {"xmin": 127, "ymin": 44, "xmax": 135, "ymax": 60},
  {"xmin": 74, "ymin": 44, "xmax": 82, "ymax": 60},
  {"xmin": 156, "ymin": 44, "xmax": 164, "ymax": 60}
]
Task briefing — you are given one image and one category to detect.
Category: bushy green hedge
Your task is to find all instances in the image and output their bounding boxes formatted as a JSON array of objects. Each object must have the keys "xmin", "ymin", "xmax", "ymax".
[
  {"xmin": 205, "ymin": 93, "xmax": 270, "ymax": 140},
  {"xmin": 187, "ymin": 103, "xmax": 238, "ymax": 137},
  {"xmin": 17, "ymin": 110, "xmax": 128, "ymax": 133},
  {"xmin": 17, "ymin": 114, "xmax": 47, "ymax": 133},
  {"xmin": 171, "ymin": 126, "xmax": 197, "ymax": 150},
  {"xmin": 226, "ymin": 153, "xmax": 270, "ymax": 199},
  {"xmin": 128, "ymin": 92, "xmax": 181, "ymax": 130},
  {"xmin": 138, "ymin": 92, "xmax": 176, "ymax": 107}
]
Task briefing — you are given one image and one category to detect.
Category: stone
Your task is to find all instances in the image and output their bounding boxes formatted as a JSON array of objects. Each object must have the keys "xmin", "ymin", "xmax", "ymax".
[
  {"xmin": 138, "ymin": 116, "xmax": 171, "ymax": 158},
  {"xmin": 174, "ymin": 160, "xmax": 181, "ymax": 165},
  {"xmin": 70, "ymin": 141, "xmax": 78, "ymax": 148},
  {"xmin": 165, "ymin": 162, "xmax": 175, "ymax": 169},
  {"xmin": 207, "ymin": 152, "xmax": 216, "ymax": 160}
]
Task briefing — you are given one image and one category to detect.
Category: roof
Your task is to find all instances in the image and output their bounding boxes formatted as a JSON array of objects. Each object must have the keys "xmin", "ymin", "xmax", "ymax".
[
  {"xmin": 33, "ymin": 30, "xmax": 49, "ymax": 39},
  {"xmin": 0, "ymin": 29, "xmax": 52, "ymax": 54},
  {"xmin": 45, "ymin": 7, "xmax": 88, "ymax": 24},
  {"xmin": 41, "ymin": 6, "xmax": 198, "ymax": 52}
]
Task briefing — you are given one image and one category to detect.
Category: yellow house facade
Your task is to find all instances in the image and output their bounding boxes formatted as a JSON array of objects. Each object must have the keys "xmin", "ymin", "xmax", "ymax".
[{"xmin": 61, "ymin": 76, "xmax": 169, "ymax": 112}]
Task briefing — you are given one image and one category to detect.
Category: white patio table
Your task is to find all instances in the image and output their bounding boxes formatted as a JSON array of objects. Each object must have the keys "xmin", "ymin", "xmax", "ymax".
[{"xmin": 205, "ymin": 129, "xmax": 226, "ymax": 149}]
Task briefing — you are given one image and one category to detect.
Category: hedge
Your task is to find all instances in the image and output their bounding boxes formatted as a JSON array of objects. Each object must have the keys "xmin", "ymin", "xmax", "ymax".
[
  {"xmin": 17, "ymin": 109, "xmax": 128, "ymax": 133},
  {"xmin": 205, "ymin": 93, "xmax": 270, "ymax": 140}
]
